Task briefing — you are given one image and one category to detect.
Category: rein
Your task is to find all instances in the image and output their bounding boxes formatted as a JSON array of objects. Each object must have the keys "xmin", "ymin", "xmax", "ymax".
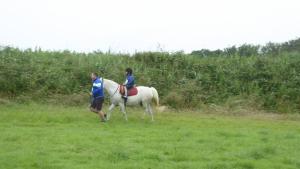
[{"xmin": 110, "ymin": 85, "xmax": 119, "ymax": 98}]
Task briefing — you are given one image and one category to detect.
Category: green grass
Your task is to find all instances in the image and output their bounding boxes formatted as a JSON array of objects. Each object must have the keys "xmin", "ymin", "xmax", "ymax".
[{"xmin": 1, "ymin": 104, "xmax": 300, "ymax": 169}]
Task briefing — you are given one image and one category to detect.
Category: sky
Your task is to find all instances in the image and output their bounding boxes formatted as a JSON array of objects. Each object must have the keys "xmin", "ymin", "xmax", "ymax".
[{"xmin": 0, "ymin": 0, "xmax": 300, "ymax": 53}]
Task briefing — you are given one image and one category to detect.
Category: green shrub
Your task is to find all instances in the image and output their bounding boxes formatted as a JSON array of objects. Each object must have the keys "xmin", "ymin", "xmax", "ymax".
[{"xmin": 0, "ymin": 45, "xmax": 300, "ymax": 113}]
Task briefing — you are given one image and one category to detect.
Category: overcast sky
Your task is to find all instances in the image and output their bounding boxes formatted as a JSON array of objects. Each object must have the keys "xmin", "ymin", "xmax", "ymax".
[{"xmin": 0, "ymin": 0, "xmax": 300, "ymax": 53}]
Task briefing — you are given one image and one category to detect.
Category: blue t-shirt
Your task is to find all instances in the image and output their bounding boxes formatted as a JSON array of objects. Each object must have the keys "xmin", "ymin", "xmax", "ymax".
[
  {"xmin": 91, "ymin": 77, "xmax": 104, "ymax": 98},
  {"xmin": 126, "ymin": 75, "xmax": 135, "ymax": 88}
]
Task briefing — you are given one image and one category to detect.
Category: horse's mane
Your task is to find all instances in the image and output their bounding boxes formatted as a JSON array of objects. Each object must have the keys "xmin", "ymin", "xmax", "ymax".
[{"xmin": 103, "ymin": 78, "xmax": 119, "ymax": 86}]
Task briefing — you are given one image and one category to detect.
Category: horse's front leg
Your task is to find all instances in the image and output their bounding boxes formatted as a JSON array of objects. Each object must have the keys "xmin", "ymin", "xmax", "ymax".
[
  {"xmin": 107, "ymin": 104, "xmax": 115, "ymax": 120},
  {"xmin": 119, "ymin": 103, "xmax": 128, "ymax": 121}
]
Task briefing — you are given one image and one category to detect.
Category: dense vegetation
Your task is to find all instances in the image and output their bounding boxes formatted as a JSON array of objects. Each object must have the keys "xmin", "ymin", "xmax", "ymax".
[{"xmin": 1, "ymin": 38, "xmax": 300, "ymax": 113}]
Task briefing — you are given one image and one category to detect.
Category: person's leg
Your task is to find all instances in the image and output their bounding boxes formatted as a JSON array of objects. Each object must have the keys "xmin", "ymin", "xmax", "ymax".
[
  {"xmin": 123, "ymin": 87, "xmax": 128, "ymax": 104},
  {"xmin": 90, "ymin": 99, "xmax": 98, "ymax": 114},
  {"xmin": 96, "ymin": 97, "xmax": 106, "ymax": 122},
  {"xmin": 124, "ymin": 87, "xmax": 128, "ymax": 98},
  {"xmin": 90, "ymin": 107, "xmax": 98, "ymax": 113},
  {"xmin": 98, "ymin": 111, "xmax": 106, "ymax": 122}
]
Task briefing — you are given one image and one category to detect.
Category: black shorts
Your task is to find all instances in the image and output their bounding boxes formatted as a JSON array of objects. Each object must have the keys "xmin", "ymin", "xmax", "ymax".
[{"xmin": 90, "ymin": 97, "xmax": 104, "ymax": 111}]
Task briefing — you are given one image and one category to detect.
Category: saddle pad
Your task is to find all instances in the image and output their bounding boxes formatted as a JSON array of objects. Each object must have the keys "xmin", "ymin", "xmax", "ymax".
[{"xmin": 128, "ymin": 87, "xmax": 138, "ymax": 96}]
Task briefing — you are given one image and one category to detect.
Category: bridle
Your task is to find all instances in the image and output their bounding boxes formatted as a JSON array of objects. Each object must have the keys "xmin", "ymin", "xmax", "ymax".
[{"xmin": 110, "ymin": 85, "xmax": 120, "ymax": 99}]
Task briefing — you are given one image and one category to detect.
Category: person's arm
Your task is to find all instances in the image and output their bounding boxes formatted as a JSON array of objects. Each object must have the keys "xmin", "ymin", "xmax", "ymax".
[
  {"xmin": 123, "ymin": 79, "xmax": 128, "ymax": 85},
  {"xmin": 126, "ymin": 77, "xmax": 133, "ymax": 88},
  {"xmin": 90, "ymin": 87, "xmax": 93, "ymax": 96}
]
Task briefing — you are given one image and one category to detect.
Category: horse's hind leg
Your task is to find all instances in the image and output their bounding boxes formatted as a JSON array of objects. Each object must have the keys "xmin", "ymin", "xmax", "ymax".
[
  {"xmin": 142, "ymin": 101, "xmax": 149, "ymax": 119},
  {"xmin": 147, "ymin": 104, "xmax": 154, "ymax": 122},
  {"xmin": 119, "ymin": 103, "xmax": 128, "ymax": 121}
]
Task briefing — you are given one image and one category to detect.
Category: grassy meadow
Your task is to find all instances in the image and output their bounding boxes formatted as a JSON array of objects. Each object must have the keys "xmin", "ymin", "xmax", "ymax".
[{"xmin": 1, "ymin": 103, "xmax": 300, "ymax": 169}]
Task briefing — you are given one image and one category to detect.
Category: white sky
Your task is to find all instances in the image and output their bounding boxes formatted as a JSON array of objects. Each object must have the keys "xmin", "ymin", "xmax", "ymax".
[{"xmin": 0, "ymin": 0, "xmax": 300, "ymax": 53}]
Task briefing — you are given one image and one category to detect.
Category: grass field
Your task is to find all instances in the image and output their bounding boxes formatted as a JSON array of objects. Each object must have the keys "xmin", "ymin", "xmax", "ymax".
[{"xmin": 0, "ymin": 103, "xmax": 300, "ymax": 169}]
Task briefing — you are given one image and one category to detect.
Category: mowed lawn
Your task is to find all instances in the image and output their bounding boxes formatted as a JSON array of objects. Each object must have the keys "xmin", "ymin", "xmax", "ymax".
[{"xmin": 0, "ymin": 104, "xmax": 300, "ymax": 169}]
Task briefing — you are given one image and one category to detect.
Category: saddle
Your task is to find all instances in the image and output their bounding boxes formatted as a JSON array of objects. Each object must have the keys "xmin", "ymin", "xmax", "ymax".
[{"xmin": 119, "ymin": 85, "xmax": 138, "ymax": 96}]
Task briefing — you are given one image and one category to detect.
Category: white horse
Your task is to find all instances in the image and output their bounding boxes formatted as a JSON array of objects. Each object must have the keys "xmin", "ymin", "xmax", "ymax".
[{"xmin": 103, "ymin": 78, "xmax": 159, "ymax": 121}]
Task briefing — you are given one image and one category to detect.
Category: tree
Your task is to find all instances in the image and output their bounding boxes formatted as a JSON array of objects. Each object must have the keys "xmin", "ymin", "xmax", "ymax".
[{"xmin": 237, "ymin": 44, "xmax": 260, "ymax": 57}]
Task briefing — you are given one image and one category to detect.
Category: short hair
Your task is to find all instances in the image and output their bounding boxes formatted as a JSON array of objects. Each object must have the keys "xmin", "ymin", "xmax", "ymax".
[
  {"xmin": 126, "ymin": 68, "xmax": 133, "ymax": 75},
  {"xmin": 92, "ymin": 72, "xmax": 98, "ymax": 77}
]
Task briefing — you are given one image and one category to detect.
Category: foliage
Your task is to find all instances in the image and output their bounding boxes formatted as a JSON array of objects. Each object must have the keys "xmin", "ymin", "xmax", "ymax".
[{"xmin": 1, "ymin": 38, "xmax": 300, "ymax": 113}]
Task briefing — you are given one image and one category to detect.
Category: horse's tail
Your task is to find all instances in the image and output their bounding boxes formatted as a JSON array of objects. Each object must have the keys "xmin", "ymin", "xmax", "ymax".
[{"xmin": 151, "ymin": 87, "xmax": 159, "ymax": 106}]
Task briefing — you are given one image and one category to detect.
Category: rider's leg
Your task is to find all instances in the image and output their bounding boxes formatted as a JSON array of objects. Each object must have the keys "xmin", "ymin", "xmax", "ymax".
[
  {"xmin": 123, "ymin": 87, "xmax": 128, "ymax": 104},
  {"xmin": 124, "ymin": 87, "xmax": 128, "ymax": 98}
]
